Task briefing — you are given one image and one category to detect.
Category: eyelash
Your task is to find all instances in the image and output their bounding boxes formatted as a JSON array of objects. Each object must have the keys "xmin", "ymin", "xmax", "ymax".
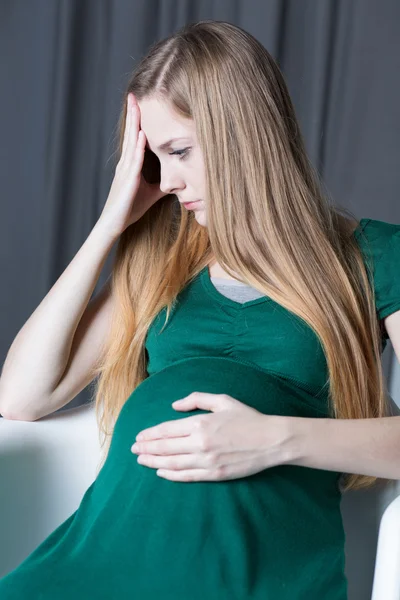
[{"xmin": 169, "ymin": 147, "xmax": 190, "ymax": 160}]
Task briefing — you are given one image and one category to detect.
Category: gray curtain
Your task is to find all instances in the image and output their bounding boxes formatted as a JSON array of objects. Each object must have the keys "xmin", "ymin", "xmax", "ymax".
[{"xmin": 1, "ymin": 2, "xmax": 400, "ymax": 598}]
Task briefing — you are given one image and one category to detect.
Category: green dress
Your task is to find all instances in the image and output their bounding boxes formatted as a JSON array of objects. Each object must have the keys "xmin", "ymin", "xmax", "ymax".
[{"xmin": 1, "ymin": 218, "xmax": 399, "ymax": 599}]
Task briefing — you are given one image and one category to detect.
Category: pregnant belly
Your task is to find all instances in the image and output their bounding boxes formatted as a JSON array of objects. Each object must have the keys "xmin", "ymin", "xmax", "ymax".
[
  {"xmin": 1, "ymin": 358, "xmax": 347, "ymax": 600},
  {"xmin": 73, "ymin": 358, "xmax": 346, "ymax": 598}
]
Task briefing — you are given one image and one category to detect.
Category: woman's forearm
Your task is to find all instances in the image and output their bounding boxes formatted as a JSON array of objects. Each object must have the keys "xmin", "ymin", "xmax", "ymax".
[
  {"xmin": 0, "ymin": 220, "xmax": 117, "ymax": 420},
  {"xmin": 283, "ymin": 415, "xmax": 400, "ymax": 480}
]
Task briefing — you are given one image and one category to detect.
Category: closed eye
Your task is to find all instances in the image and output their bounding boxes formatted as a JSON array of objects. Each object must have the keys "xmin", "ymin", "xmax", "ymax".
[{"xmin": 169, "ymin": 147, "xmax": 191, "ymax": 160}]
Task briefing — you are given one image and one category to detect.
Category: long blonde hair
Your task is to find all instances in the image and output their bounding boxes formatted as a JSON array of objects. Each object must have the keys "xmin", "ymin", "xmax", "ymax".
[{"xmin": 90, "ymin": 20, "xmax": 392, "ymax": 492}]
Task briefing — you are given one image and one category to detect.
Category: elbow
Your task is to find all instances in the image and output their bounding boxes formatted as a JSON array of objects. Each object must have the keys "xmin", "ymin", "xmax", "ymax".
[
  {"xmin": 0, "ymin": 385, "xmax": 42, "ymax": 421},
  {"xmin": 0, "ymin": 383, "xmax": 46, "ymax": 421},
  {"xmin": 0, "ymin": 397, "xmax": 40, "ymax": 421},
  {"xmin": 0, "ymin": 408, "xmax": 38, "ymax": 421}
]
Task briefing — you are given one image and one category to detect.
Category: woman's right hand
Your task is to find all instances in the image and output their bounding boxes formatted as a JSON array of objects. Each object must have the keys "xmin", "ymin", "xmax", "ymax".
[{"xmin": 99, "ymin": 93, "xmax": 168, "ymax": 237}]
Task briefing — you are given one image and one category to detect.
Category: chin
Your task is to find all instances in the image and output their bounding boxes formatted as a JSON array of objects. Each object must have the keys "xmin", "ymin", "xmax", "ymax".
[{"xmin": 194, "ymin": 210, "xmax": 207, "ymax": 227}]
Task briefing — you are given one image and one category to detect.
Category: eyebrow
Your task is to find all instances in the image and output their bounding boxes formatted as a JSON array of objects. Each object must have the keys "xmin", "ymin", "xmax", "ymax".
[{"xmin": 146, "ymin": 137, "xmax": 190, "ymax": 151}]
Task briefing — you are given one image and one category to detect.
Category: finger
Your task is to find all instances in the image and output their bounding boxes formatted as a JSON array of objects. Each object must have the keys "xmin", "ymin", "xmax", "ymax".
[
  {"xmin": 132, "ymin": 435, "xmax": 195, "ymax": 455},
  {"xmin": 136, "ymin": 414, "xmax": 202, "ymax": 441},
  {"xmin": 157, "ymin": 469, "xmax": 210, "ymax": 481},
  {"xmin": 120, "ymin": 94, "xmax": 132, "ymax": 160},
  {"xmin": 124, "ymin": 96, "xmax": 140, "ymax": 166},
  {"xmin": 131, "ymin": 130, "xmax": 146, "ymax": 177},
  {"xmin": 138, "ymin": 453, "xmax": 201, "ymax": 470}
]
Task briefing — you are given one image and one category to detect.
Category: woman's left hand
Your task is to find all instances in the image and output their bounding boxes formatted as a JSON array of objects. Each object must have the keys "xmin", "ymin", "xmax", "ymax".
[{"xmin": 131, "ymin": 392, "xmax": 292, "ymax": 482}]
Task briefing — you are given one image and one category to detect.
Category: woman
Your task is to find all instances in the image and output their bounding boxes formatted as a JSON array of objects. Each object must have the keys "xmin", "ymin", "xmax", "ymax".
[{"xmin": 0, "ymin": 19, "xmax": 399, "ymax": 599}]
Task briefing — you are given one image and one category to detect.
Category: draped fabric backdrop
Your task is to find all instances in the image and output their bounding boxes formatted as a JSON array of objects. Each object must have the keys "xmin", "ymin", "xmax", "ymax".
[{"xmin": 1, "ymin": 2, "xmax": 400, "ymax": 598}]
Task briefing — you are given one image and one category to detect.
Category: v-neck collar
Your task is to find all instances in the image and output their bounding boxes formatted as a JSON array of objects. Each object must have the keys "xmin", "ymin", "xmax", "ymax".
[{"xmin": 200, "ymin": 265, "xmax": 272, "ymax": 309}]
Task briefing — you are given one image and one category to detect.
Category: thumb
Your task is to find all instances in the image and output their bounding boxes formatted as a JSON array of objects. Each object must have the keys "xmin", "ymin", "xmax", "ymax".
[{"xmin": 172, "ymin": 392, "xmax": 232, "ymax": 413}]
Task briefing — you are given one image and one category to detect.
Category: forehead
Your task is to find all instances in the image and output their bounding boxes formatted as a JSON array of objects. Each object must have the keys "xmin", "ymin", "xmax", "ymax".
[{"xmin": 138, "ymin": 97, "xmax": 195, "ymax": 149}]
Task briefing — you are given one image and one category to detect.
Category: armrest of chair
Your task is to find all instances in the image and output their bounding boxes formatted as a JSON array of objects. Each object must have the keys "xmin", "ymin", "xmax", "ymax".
[
  {"xmin": 371, "ymin": 493, "xmax": 400, "ymax": 599},
  {"xmin": 0, "ymin": 402, "xmax": 102, "ymax": 578}
]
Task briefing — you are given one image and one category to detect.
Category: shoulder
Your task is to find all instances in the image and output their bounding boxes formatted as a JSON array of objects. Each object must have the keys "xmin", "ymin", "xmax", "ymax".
[
  {"xmin": 353, "ymin": 217, "xmax": 400, "ymax": 325},
  {"xmin": 352, "ymin": 217, "xmax": 400, "ymax": 273},
  {"xmin": 353, "ymin": 217, "xmax": 400, "ymax": 257}
]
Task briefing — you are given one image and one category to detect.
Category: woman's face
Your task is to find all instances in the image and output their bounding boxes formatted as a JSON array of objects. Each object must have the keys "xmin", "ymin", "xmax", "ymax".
[{"xmin": 137, "ymin": 97, "xmax": 207, "ymax": 227}]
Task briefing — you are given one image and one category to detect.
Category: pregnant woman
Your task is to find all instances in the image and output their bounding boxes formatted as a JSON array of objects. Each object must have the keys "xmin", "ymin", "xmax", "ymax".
[{"xmin": 1, "ymin": 20, "xmax": 400, "ymax": 600}]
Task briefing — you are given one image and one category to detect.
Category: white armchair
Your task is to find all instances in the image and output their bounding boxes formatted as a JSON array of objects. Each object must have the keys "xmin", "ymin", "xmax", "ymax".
[
  {"xmin": 0, "ymin": 403, "xmax": 101, "ymax": 579},
  {"xmin": 0, "ymin": 403, "xmax": 399, "ymax": 600}
]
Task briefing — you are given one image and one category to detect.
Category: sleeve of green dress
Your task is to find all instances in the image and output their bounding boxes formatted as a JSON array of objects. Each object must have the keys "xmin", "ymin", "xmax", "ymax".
[{"xmin": 357, "ymin": 218, "xmax": 400, "ymax": 339}]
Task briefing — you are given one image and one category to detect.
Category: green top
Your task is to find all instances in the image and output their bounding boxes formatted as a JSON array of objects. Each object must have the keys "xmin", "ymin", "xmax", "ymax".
[
  {"xmin": 147, "ymin": 217, "xmax": 400, "ymax": 399},
  {"xmin": 0, "ymin": 218, "xmax": 399, "ymax": 599},
  {"xmin": 355, "ymin": 218, "xmax": 400, "ymax": 326}
]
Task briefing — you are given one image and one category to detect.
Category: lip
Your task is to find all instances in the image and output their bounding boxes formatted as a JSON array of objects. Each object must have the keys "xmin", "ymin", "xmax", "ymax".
[{"xmin": 182, "ymin": 200, "xmax": 202, "ymax": 210}]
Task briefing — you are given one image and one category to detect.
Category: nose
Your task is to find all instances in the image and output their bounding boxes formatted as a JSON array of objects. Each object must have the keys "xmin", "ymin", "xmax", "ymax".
[{"xmin": 159, "ymin": 166, "xmax": 184, "ymax": 196}]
